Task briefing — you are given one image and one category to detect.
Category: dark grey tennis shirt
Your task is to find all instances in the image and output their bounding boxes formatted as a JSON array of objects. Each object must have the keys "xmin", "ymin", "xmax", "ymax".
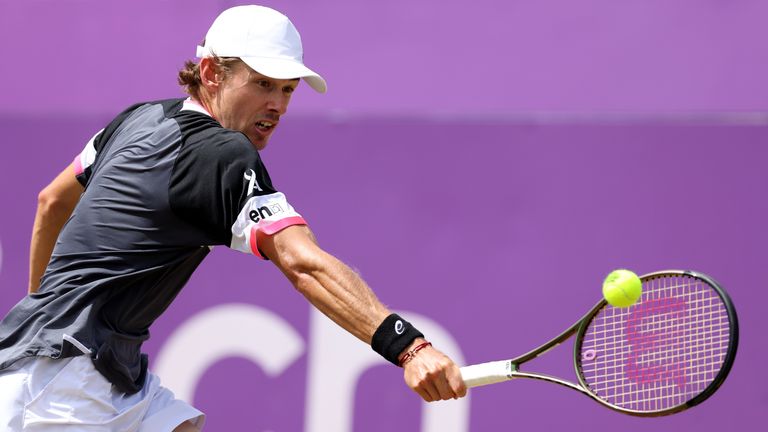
[{"xmin": 0, "ymin": 98, "xmax": 306, "ymax": 393}]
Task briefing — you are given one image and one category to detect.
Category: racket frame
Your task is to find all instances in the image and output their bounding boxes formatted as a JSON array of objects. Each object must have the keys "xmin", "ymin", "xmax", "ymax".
[
  {"xmin": 572, "ymin": 269, "xmax": 739, "ymax": 416},
  {"xmin": 460, "ymin": 270, "xmax": 739, "ymax": 417}
]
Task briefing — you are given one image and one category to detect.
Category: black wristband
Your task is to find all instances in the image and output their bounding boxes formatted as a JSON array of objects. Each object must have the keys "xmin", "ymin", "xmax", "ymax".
[{"xmin": 371, "ymin": 313, "xmax": 424, "ymax": 366}]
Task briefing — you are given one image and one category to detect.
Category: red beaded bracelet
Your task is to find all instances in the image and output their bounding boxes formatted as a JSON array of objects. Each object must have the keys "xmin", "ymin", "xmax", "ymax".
[{"xmin": 399, "ymin": 341, "xmax": 432, "ymax": 367}]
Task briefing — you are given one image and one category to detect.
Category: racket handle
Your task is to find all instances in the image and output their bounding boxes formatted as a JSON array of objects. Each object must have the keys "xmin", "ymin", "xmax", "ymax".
[{"xmin": 460, "ymin": 360, "xmax": 515, "ymax": 388}]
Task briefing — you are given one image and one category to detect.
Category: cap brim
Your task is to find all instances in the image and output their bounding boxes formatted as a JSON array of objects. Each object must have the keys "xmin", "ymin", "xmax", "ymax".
[{"xmin": 241, "ymin": 57, "xmax": 327, "ymax": 94}]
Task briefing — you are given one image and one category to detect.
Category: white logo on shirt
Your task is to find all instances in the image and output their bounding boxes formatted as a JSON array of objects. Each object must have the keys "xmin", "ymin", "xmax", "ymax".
[
  {"xmin": 395, "ymin": 320, "xmax": 404, "ymax": 335},
  {"xmin": 244, "ymin": 169, "xmax": 263, "ymax": 196}
]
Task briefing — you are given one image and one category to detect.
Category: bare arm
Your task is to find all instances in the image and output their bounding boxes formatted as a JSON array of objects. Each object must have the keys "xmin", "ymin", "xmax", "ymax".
[
  {"xmin": 258, "ymin": 225, "xmax": 467, "ymax": 401},
  {"xmin": 259, "ymin": 224, "xmax": 389, "ymax": 342},
  {"xmin": 28, "ymin": 162, "xmax": 84, "ymax": 293}
]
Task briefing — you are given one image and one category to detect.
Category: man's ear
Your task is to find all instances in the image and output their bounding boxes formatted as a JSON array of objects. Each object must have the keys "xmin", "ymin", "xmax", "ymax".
[{"xmin": 199, "ymin": 57, "xmax": 221, "ymax": 90}]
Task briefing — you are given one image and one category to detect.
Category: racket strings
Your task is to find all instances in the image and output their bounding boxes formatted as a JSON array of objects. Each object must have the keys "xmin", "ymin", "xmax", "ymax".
[{"xmin": 578, "ymin": 275, "xmax": 731, "ymax": 413}]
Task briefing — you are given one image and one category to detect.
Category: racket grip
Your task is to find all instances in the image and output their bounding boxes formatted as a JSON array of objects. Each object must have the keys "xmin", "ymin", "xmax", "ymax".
[{"xmin": 460, "ymin": 360, "xmax": 515, "ymax": 388}]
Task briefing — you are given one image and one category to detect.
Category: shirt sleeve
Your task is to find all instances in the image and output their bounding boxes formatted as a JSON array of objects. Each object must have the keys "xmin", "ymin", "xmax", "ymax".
[
  {"xmin": 73, "ymin": 102, "xmax": 147, "ymax": 186},
  {"xmin": 169, "ymin": 127, "xmax": 306, "ymax": 259},
  {"xmin": 73, "ymin": 129, "xmax": 104, "ymax": 185}
]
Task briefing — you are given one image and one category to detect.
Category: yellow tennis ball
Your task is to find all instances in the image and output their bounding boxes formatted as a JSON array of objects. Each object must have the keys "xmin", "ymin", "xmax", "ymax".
[{"xmin": 602, "ymin": 269, "xmax": 642, "ymax": 308}]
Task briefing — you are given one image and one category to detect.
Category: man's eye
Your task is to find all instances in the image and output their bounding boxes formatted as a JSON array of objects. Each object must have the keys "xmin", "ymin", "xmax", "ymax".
[
  {"xmin": 257, "ymin": 80, "xmax": 272, "ymax": 89},
  {"xmin": 284, "ymin": 86, "xmax": 296, "ymax": 94}
]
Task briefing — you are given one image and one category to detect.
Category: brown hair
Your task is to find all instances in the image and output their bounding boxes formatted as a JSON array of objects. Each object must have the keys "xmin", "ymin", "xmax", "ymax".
[{"xmin": 178, "ymin": 55, "xmax": 243, "ymax": 100}]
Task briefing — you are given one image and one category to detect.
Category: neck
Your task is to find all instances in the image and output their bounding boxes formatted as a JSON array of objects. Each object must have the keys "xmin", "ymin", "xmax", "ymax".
[{"xmin": 194, "ymin": 91, "xmax": 218, "ymax": 121}]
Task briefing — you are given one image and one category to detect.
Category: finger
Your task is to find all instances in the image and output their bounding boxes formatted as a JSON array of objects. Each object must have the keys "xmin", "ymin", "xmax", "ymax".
[
  {"xmin": 419, "ymin": 380, "xmax": 441, "ymax": 402},
  {"xmin": 449, "ymin": 370, "xmax": 468, "ymax": 398},
  {"xmin": 415, "ymin": 386, "xmax": 434, "ymax": 402},
  {"xmin": 433, "ymin": 369, "xmax": 458, "ymax": 400},
  {"xmin": 406, "ymin": 370, "xmax": 435, "ymax": 402}
]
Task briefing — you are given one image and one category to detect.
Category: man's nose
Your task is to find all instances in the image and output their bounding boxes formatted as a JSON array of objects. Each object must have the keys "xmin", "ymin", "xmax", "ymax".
[{"xmin": 266, "ymin": 91, "xmax": 289, "ymax": 115}]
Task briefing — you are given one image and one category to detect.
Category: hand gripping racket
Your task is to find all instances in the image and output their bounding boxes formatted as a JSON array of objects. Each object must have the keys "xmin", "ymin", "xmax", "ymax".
[{"xmin": 460, "ymin": 270, "xmax": 738, "ymax": 416}]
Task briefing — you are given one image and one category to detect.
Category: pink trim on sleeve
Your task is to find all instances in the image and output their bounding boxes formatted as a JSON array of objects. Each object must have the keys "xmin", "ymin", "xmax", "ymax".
[
  {"xmin": 261, "ymin": 216, "xmax": 307, "ymax": 235},
  {"xmin": 73, "ymin": 155, "xmax": 84, "ymax": 176},
  {"xmin": 248, "ymin": 216, "xmax": 308, "ymax": 259},
  {"xmin": 249, "ymin": 226, "xmax": 264, "ymax": 259}
]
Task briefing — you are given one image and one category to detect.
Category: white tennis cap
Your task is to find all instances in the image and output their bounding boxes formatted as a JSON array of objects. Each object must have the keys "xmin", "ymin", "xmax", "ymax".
[{"xmin": 196, "ymin": 5, "xmax": 327, "ymax": 93}]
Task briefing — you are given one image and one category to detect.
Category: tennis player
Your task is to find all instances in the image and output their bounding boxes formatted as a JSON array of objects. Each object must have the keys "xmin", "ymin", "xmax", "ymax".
[{"xmin": 0, "ymin": 5, "xmax": 466, "ymax": 431}]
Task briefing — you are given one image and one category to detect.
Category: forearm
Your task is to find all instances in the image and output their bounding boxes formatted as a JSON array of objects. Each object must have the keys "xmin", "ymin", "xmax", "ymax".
[
  {"xmin": 287, "ymin": 249, "xmax": 390, "ymax": 343},
  {"xmin": 262, "ymin": 225, "xmax": 466, "ymax": 401},
  {"xmin": 28, "ymin": 163, "xmax": 83, "ymax": 293},
  {"xmin": 28, "ymin": 203, "xmax": 74, "ymax": 293},
  {"xmin": 293, "ymin": 253, "xmax": 466, "ymax": 401}
]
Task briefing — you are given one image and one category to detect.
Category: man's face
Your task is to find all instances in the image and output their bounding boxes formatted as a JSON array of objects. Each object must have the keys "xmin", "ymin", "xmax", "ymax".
[{"xmin": 213, "ymin": 61, "xmax": 299, "ymax": 150}]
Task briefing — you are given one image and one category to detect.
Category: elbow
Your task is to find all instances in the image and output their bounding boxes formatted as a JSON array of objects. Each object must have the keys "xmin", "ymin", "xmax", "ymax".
[{"xmin": 37, "ymin": 185, "xmax": 75, "ymax": 217}]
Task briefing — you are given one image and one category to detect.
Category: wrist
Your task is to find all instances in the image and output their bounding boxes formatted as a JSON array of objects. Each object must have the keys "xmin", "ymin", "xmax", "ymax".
[
  {"xmin": 371, "ymin": 313, "xmax": 424, "ymax": 366},
  {"xmin": 397, "ymin": 337, "xmax": 427, "ymax": 364},
  {"xmin": 398, "ymin": 339, "xmax": 432, "ymax": 367}
]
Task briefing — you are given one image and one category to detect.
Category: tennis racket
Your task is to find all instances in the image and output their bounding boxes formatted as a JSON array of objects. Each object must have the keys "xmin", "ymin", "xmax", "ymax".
[{"xmin": 460, "ymin": 270, "xmax": 738, "ymax": 416}]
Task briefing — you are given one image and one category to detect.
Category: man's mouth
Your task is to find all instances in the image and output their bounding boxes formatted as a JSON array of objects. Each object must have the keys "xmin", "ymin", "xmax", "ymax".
[{"xmin": 256, "ymin": 121, "xmax": 275, "ymax": 131}]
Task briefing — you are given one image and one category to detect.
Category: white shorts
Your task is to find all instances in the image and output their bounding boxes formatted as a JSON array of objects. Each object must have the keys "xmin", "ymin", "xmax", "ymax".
[{"xmin": 0, "ymin": 355, "xmax": 205, "ymax": 431}]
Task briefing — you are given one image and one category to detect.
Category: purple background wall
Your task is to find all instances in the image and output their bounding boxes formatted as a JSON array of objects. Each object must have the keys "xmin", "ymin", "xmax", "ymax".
[
  {"xmin": 2, "ymin": 0, "xmax": 768, "ymax": 115},
  {"xmin": 1, "ymin": 1, "xmax": 766, "ymax": 431}
]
